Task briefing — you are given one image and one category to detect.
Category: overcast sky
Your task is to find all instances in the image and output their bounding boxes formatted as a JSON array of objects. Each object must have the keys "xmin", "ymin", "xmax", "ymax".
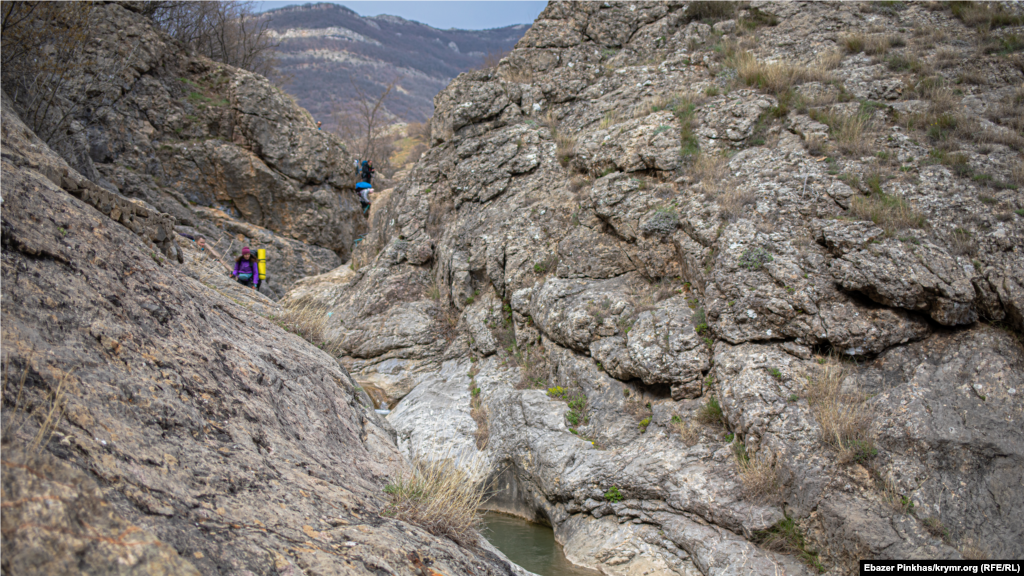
[{"xmin": 255, "ymin": 1, "xmax": 548, "ymax": 30}]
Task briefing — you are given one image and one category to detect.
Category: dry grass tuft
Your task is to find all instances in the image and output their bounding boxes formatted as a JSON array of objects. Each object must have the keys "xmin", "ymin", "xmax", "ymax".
[
  {"xmin": 693, "ymin": 152, "xmax": 730, "ymax": 197},
  {"xmin": 734, "ymin": 51, "xmax": 836, "ymax": 95},
  {"xmin": 719, "ymin": 188, "xmax": 758, "ymax": 221},
  {"xmin": 849, "ymin": 188, "xmax": 930, "ymax": 236},
  {"xmin": 1, "ymin": 355, "xmax": 71, "ymax": 453},
  {"xmin": 959, "ymin": 538, "xmax": 990, "ymax": 560},
  {"xmin": 806, "ymin": 360, "xmax": 876, "ymax": 464},
  {"xmin": 469, "ymin": 388, "xmax": 488, "ymax": 449},
  {"xmin": 670, "ymin": 415, "xmax": 700, "ymax": 446},
  {"xmin": 809, "ymin": 109, "xmax": 873, "ymax": 156},
  {"xmin": 877, "ymin": 473, "xmax": 915, "ymax": 514},
  {"xmin": 737, "ymin": 447, "xmax": 782, "ymax": 503},
  {"xmin": 599, "ymin": 110, "xmax": 620, "ymax": 129},
  {"xmin": 1012, "ymin": 160, "xmax": 1024, "ymax": 186},
  {"xmin": 277, "ymin": 299, "xmax": 344, "ymax": 356},
  {"xmin": 383, "ymin": 452, "xmax": 489, "ymax": 547}
]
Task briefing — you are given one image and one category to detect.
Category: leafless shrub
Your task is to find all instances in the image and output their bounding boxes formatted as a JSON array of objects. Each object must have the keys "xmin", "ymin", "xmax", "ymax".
[
  {"xmin": 480, "ymin": 48, "xmax": 511, "ymax": 69},
  {"xmin": 332, "ymin": 77, "xmax": 401, "ymax": 173},
  {"xmin": 1, "ymin": 2, "xmax": 98, "ymax": 145},
  {"xmin": 806, "ymin": 360, "xmax": 876, "ymax": 464},
  {"xmin": 406, "ymin": 120, "xmax": 431, "ymax": 141},
  {"xmin": 383, "ymin": 451, "xmax": 489, "ymax": 547},
  {"xmin": 147, "ymin": 1, "xmax": 279, "ymax": 78}
]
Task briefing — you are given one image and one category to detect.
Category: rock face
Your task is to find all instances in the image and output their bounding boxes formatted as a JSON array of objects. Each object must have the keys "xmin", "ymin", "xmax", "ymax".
[
  {"xmin": 294, "ymin": 1, "xmax": 1024, "ymax": 574},
  {"xmin": 5, "ymin": 1, "xmax": 366, "ymax": 272},
  {"xmin": 1, "ymin": 95, "xmax": 523, "ymax": 575}
]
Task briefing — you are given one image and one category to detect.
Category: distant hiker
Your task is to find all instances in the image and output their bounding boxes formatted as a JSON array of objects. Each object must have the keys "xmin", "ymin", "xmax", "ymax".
[
  {"xmin": 356, "ymin": 181, "xmax": 373, "ymax": 211},
  {"xmin": 360, "ymin": 160, "xmax": 374, "ymax": 184},
  {"xmin": 317, "ymin": 121, "xmax": 322, "ymax": 130},
  {"xmin": 232, "ymin": 247, "xmax": 259, "ymax": 289},
  {"xmin": 196, "ymin": 236, "xmax": 207, "ymax": 251}
]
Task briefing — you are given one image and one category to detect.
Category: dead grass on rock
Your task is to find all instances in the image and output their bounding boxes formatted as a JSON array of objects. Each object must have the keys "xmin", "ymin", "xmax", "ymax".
[
  {"xmin": 805, "ymin": 360, "xmax": 876, "ymax": 464},
  {"xmin": 277, "ymin": 298, "xmax": 344, "ymax": 356},
  {"xmin": 736, "ymin": 445, "xmax": 782, "ymax": 504},
  {"xmin": 383, "ymin": 452, "xmax": 489, "ymax": 547},
  {"xmin": 670, "ymin": 416, "xmax": 700, "ymax": 446},
  {"xmin": 733, "ymin": 51, "xmax": 837, "ymax": 95},
  {"xmin": 809, "ymin": 109, "xmax": 873, "ymax": 156}
]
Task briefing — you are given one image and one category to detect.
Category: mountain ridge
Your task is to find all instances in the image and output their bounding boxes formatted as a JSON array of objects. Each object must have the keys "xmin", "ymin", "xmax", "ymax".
[{"xmin": 265, "ymin": 2, "xmax": 529, "ymax": 127}]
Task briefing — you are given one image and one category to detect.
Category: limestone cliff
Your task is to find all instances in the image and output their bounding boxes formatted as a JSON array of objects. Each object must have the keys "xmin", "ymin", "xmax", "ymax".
[{"xmin": 291, "ymin": 2, "xmax": 1024, "ymax": 574}]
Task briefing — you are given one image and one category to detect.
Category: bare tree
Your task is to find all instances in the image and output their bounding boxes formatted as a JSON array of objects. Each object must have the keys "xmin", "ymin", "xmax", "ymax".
[
  {"xmin": 1, "ymin": 2, "xmax": 96, "ymax": 143},
  {"xmin": 146, "ymin": 1, "xmax": 280, "ymax": 79},
  {"xmin": 332, "ymin": 77, "xmax": 402, "ymax": 177}
]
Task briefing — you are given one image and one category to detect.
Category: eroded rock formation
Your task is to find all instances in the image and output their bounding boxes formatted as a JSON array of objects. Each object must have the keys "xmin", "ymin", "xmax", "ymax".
[{"xmin": 291, "ymin": 2, "xmax": 1024, "ymax": 574}]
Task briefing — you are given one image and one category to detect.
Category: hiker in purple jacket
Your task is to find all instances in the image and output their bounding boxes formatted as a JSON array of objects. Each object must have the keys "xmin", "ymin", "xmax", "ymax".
[{"xmin": 231, "ymin": 247, "xmax": 259, "ymax": 289}]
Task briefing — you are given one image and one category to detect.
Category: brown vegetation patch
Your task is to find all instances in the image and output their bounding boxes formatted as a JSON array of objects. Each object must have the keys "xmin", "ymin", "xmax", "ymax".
[
  {"xmin": 805, "ymin": 360, "xmax": 876, "ymax": 464},
  {"xmin": 383, "ymin": 454, "xmax": 488, "ymax": 547}
]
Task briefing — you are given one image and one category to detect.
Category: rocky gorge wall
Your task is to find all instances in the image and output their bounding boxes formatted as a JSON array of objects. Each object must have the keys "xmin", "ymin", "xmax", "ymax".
[
  {"xmin": 5, "ymin": 1, "xmax": 368, "ymax": 297},
  {"xmin": 289, "ymin": 2, "xmax": 1024, "ymax": 574},
  {"xmin": 0, "ymin": 4, "xmax": 538, "ymax": 575},
  {"xmin": 0, "ymin": 61, "xmax": 531, "ymax": 576}
]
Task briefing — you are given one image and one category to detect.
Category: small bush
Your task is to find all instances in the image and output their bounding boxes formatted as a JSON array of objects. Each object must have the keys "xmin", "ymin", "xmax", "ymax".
[
  {"xmin": 638, "ymin": 417, "xmax": 652, "ymax": 433},
  {"xmin": 697, "ymin": 395, "xmax": 726, "ymax": 427},
  {"xmin": 547, "ymin": 386, "xmax": 569, "ymax": 399},
  {"xmin": 922, "ymin": 516, "xmax": 951, "ymax": 543},
  {"xmin": 604, "ymin": 485, "xmax": 624, "ymax": 503},
  {"xmin": 753, "ymin": 516, "xmax": 825, "ymax": 573},
  {"xmin": 738, "ymin": 247, "xmax": 774, "ymax": 270},
  {"xmin": 768, "ymin": 367, "xmax": 783, "ymax": 380},
  {"xmin": 383, "ymin": 454, "xmax": 488, "ymax": 547}
]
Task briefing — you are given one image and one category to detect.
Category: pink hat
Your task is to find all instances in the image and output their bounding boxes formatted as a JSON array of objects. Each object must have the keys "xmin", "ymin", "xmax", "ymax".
[{"xmin": 242, "ymin": 247, "xmax": 251, "ymax": 255}]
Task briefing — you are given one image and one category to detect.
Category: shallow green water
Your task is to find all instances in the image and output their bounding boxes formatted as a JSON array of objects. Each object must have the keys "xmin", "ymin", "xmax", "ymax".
[{"xmin": 481, "ymin": 511, "xmax": 601, "ymax": 576}]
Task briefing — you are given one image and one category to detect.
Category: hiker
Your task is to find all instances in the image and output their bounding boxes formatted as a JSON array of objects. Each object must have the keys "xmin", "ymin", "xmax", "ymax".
[
  {"xmin": 231, "ymin": 247, "xmax": 259, "ymax": 290},
  {"xmin": 360, "ymin": 160, "xmax": 374, "ymax": 185},
  {"xmin": 317, "ymin": 121, "xmax": 322, "ymax": 130},
  {"xmin": 196, "ymin": 236, "xmax": 207, "ymax": 251},
  {"xmin": 356, "ymin": 181, "xmax": 373, "ymax": 211}
]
